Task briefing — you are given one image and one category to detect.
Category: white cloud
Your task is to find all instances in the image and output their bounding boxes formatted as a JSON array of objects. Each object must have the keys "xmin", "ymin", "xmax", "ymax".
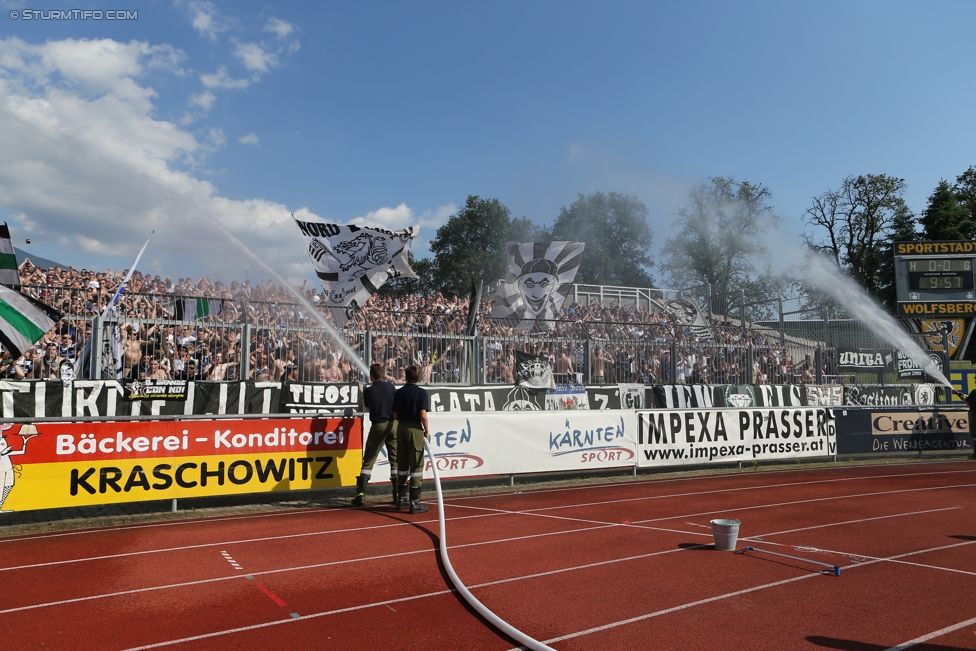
[
  {"xmin": 188, "ymin": 90, "xmax": 216, "ymax": 110},
  {"xmin": 264, "ymin": 17, "xmax": 294, "ymax": 39},
  {"xmin": 0, "ymin": 36, "xmax": 321, "ymax": 281},
  {"xmin": 233, "ymin": 41, "xmax": 277, "ymax": 74},
  {"xmin": 184, "ymin": 1, "xmax": 230, "ymax": 41},
  {"xmin": 238, "ymin": 133, "xmax": 259, "ymax": 145},
  {"xmin": 0, "ymin": 37, "xmax": 184, "ymax": 112},
  {"xmin": 200, "ymin": 65, "xmax": 251, "ymax": 89},
  {"xmin": 0, "ymin": 35, "xmax": 439, "ymax": 285},
  {"xmin": 348, "ymin": 202, "xmax": 455, "ymax": 252},
  {"xmin": 207, "ymin": 127, "xmax": 225, "ymax": 148}
]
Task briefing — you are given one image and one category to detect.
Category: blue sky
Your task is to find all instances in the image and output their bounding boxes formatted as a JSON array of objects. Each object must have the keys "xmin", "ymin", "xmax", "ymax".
[{"xmin": 0, "ymin": 1, "xmax": 974, "ymax": 289}]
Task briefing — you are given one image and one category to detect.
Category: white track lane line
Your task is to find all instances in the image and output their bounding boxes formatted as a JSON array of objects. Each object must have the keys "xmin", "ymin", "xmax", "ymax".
[
  {"xmin": 7, "ymin": 499, "xmax": 967, "ymax": 617},
  {"xmin": 6, "ymin": 478, "xmax": 971, "ymax": 574},
  {"xmin": 116, "ymin": 543, "xmax": 716, "ymax": 651},
  {"xmin": 0, "ymin": 519, "xmax": 626, "ymax": 614},
  {"xmin": 445, "ymin": 484, "xmax": 976, "ymax": 536},
  {"xmin": 7, "ymin": 476, "xmax": 964, "ymax": 572},
  {"xmin": 112, "ymin": 537, "xmax": 976, "ymax": 650},
  {"xmin": 445, "ymin": 461, "xmax": 976, "ymax": 502},
  {"xmin": 508, "ymin": 479, "xmax": 976, "ymax": 516},
  {"xmin": 884, "ymin": 614, "xmax": 976, "ymax": 650},
  {"xmin": 524, "ymin": 538, "xmax": 976, "ymax": 649},
  {"xmin": 743, "ymin": 506, "xmax": 961, "ymax": 539},
  {"xmin": 4, "ymin": 463, "xmax": 970, "ymax": 545}
]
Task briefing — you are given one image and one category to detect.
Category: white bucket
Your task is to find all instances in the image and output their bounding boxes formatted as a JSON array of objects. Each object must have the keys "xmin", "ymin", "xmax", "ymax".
[{"xmin": 710, "ymin": 519, "xmax": 740, "ymax": 551}]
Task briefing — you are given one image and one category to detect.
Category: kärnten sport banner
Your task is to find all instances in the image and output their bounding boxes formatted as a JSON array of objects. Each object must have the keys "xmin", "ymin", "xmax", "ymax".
[
  {"xmin": 636, "ymin": 407, "xmax": 836, "ymax": 467},
  {"xmin": 0, "ymin": 417, "xmax": 362, "ymax": 512}
]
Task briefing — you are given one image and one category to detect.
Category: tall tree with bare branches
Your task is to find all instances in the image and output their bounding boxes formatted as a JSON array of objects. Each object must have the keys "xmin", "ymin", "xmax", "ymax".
[{"xmin": 803, "ymin": 174, "xmax": 909, "ymax": 299}]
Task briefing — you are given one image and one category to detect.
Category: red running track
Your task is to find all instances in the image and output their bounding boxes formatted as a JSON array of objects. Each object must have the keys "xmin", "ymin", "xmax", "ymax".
[{"xmin": 3, "ymin": 460, "xmax": 976, "ymax": 650}]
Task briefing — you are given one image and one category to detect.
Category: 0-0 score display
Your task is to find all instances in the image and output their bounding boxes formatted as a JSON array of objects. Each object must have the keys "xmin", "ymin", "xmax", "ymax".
[{"xmin": 894, "ymin": 241, "xmax": 976, "ymax": 317}]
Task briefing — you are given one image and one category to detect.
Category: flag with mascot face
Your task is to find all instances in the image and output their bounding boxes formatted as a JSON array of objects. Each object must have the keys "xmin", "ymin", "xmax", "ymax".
[{"xmin": 490, "ymin": 241, "xmax": 585, "ymax": 331}]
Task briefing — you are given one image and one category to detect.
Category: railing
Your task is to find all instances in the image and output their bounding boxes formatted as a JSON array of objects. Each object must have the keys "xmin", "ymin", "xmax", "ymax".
[{"xmin": 0, "ymin": 284, "xmax": 951, "ymax": 387}]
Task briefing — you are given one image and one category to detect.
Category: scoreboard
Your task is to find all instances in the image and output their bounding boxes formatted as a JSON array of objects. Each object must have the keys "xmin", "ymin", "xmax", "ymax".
[{"xmin": 894, "ymin": 241, "xmax": 976, "ymax": 317}]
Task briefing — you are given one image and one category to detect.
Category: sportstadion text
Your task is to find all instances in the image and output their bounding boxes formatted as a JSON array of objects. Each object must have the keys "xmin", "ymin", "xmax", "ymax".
[{"xmin": 9, "ymin": 9, "xmax": 138, "ymax": 20}]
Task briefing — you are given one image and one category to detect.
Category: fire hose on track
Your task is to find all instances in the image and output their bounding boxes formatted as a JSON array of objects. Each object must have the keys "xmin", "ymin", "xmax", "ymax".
[{"xmin": 423, "ymin": 439, "xmax": 556, "ymax": 651}]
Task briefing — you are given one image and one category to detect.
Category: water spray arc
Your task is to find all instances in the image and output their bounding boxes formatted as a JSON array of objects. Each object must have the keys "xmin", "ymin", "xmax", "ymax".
[
  {"xmin": 159, "ymin": 194, "xmax": 369, "ymax": 376},
  {"xmin": 804, "ymin": 254, "xmax": 951, "ymax": 387}
]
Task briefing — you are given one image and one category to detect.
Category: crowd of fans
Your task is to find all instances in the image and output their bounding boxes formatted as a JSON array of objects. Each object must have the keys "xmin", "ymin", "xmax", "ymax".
[{"xmin": 0, "ymin": 259, "xmax": 828, "ymax": 385}]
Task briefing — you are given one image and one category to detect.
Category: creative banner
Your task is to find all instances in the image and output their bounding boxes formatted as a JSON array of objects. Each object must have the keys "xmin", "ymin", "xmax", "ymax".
[
  {"xmin": 293, "ymin": 217, "xmax": 418, "ymax": 323},
  {"xmin": 637, "ymin": 407, "xmax": 836, "ymax": 467},
  {"xmin": 834, "ymin": 407, "xmax": 971, "ymax": 454},
  {"xmin": 280, "ymin": 382, "xmax": 360, "ymax": 413},
  {"xmin": 0, "ymin": 417, "xmax": 363, "ymax": 512},
  {"xmin": 490, "ymin": 241, "xmax": 585, "ymax": 331},
  {"xmin": 836, "ymin": 348, "xmax": 894, "ymax": 373},
  {"xmin": 364, "ymin": 410, "xmax": 638, "ymax": 479}
]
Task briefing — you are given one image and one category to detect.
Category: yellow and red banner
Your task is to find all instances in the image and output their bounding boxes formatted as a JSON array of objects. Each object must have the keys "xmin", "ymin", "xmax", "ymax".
[{"xmin": 0, "ymin": 417, "xmax": 362, "ymax": 512}]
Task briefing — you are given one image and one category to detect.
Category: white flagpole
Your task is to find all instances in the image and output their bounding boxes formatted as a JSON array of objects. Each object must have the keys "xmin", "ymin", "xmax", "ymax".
[{"xmin": 103, "ymin": 231, "xmax": 154, "ymax": 318}]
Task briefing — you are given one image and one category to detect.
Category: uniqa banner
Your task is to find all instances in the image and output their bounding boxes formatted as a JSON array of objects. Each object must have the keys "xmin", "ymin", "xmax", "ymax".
[
  {"xmin": 636, "ymin": 407, "xmax": 836, "ymax": 468},
  {"xmin": 836, "ymin": 347, "xmax": 895, "ymax": 373},
  {"xmin": 364, "ymin": 410, "xmax": 638, "ymax": 479},
  {"xmin": 0, "ymin": 417, "xmax": 362, "ymax": 512}
]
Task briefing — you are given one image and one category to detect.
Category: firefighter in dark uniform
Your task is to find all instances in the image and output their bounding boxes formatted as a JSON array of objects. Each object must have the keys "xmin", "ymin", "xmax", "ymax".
[
  {"xmin": 393, "ymin": 365, "xmax": 430, "ymax": 514},
  {"xmin": 954, "ymin": 388, "xmax": 976, "ymax": 459},
  {"xmin": 351, "ymin": 363, "xmax": 398, "ymax": 506}
]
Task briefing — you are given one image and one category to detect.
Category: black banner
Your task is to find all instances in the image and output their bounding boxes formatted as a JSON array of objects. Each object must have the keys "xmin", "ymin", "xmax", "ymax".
[
  {"xmin": 835, "ymin": 407, "xmax": 972, "ymax": 454},
  {"xmin": 426, "ymin": 385, "xmax": 547, "ymax": 412},
  {"xmin": 280, "ymin": 382, "xmax": 360, "ymax": 414},
  {"xmin": 837, "ymin": 347, "xmax": 894, "ymax": 373},
  {"xmin": 842, "ymin": 384, "xmax": 938, "ymax": 407}
]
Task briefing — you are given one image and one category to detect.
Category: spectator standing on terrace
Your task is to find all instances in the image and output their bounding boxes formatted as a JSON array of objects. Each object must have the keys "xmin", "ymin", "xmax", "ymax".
[
  {"xmin": 351, "ymin": 363, "xmax": 398, "ymax": 507},
  {"xmin": 57, "ymin": 332, "xmax": 76, "ymax": 361},
  {"xmin": 591, "ymin": 347, "xmax": 605, "ymax": 384},
  {"xmin": 321, "ymin": 354, "xmax": 342, "ymax": 382},
  {"xmin": 393, "ymin": 365, "xmax": 430, "ymax": 514},
  {"xmin": 554, "ymin": 348, "xmax": 574, "ymax": 384}
]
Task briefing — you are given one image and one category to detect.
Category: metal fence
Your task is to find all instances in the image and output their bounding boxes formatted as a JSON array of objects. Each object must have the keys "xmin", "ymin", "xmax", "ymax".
[{"xmin": 0, "ymin": 284, "xmax": 953, "ymax": 386}]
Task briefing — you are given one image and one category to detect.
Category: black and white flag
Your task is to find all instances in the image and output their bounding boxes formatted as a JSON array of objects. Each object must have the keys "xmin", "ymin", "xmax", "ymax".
[
  {"xmin": 490, "ymin": 241, "xmax": 584, "ymax": 331},
  {"xmin": 514, "ymin": 350, "xmax": 556, "ymax": 389},
  {"xmin": 293, "ymin": 217, "xmax": 418, "ymax": 323},
  {"xmin": 0, "ymin": 223, "xmax": 20, "ymax": 287}
]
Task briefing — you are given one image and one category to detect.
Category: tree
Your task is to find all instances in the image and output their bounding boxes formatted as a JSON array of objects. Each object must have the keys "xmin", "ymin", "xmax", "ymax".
[
  {"xmin": 661, "ymin": 177, "xmax": 780, "ymax": 316},
  {"xmin": 954, "ymin": 165, "xmax": 976, "ymax": 236},
  {"xmin": 803, "ymin": 174, "xmax": 909, "ymax": 299},
  {"xmin": 427, "ymin": 196, "xmax": 544, "ymax": 296},
  {"xmin": 920, "ymin": 179, "xmax": 970, "ymax": 241},
  {"xmin": 875, "ymin": 202, "xmax": 918, "ymax": 311},
  {"xmin": 548, "ymin": 191, "xmax": 654, "ymax": 287}
]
